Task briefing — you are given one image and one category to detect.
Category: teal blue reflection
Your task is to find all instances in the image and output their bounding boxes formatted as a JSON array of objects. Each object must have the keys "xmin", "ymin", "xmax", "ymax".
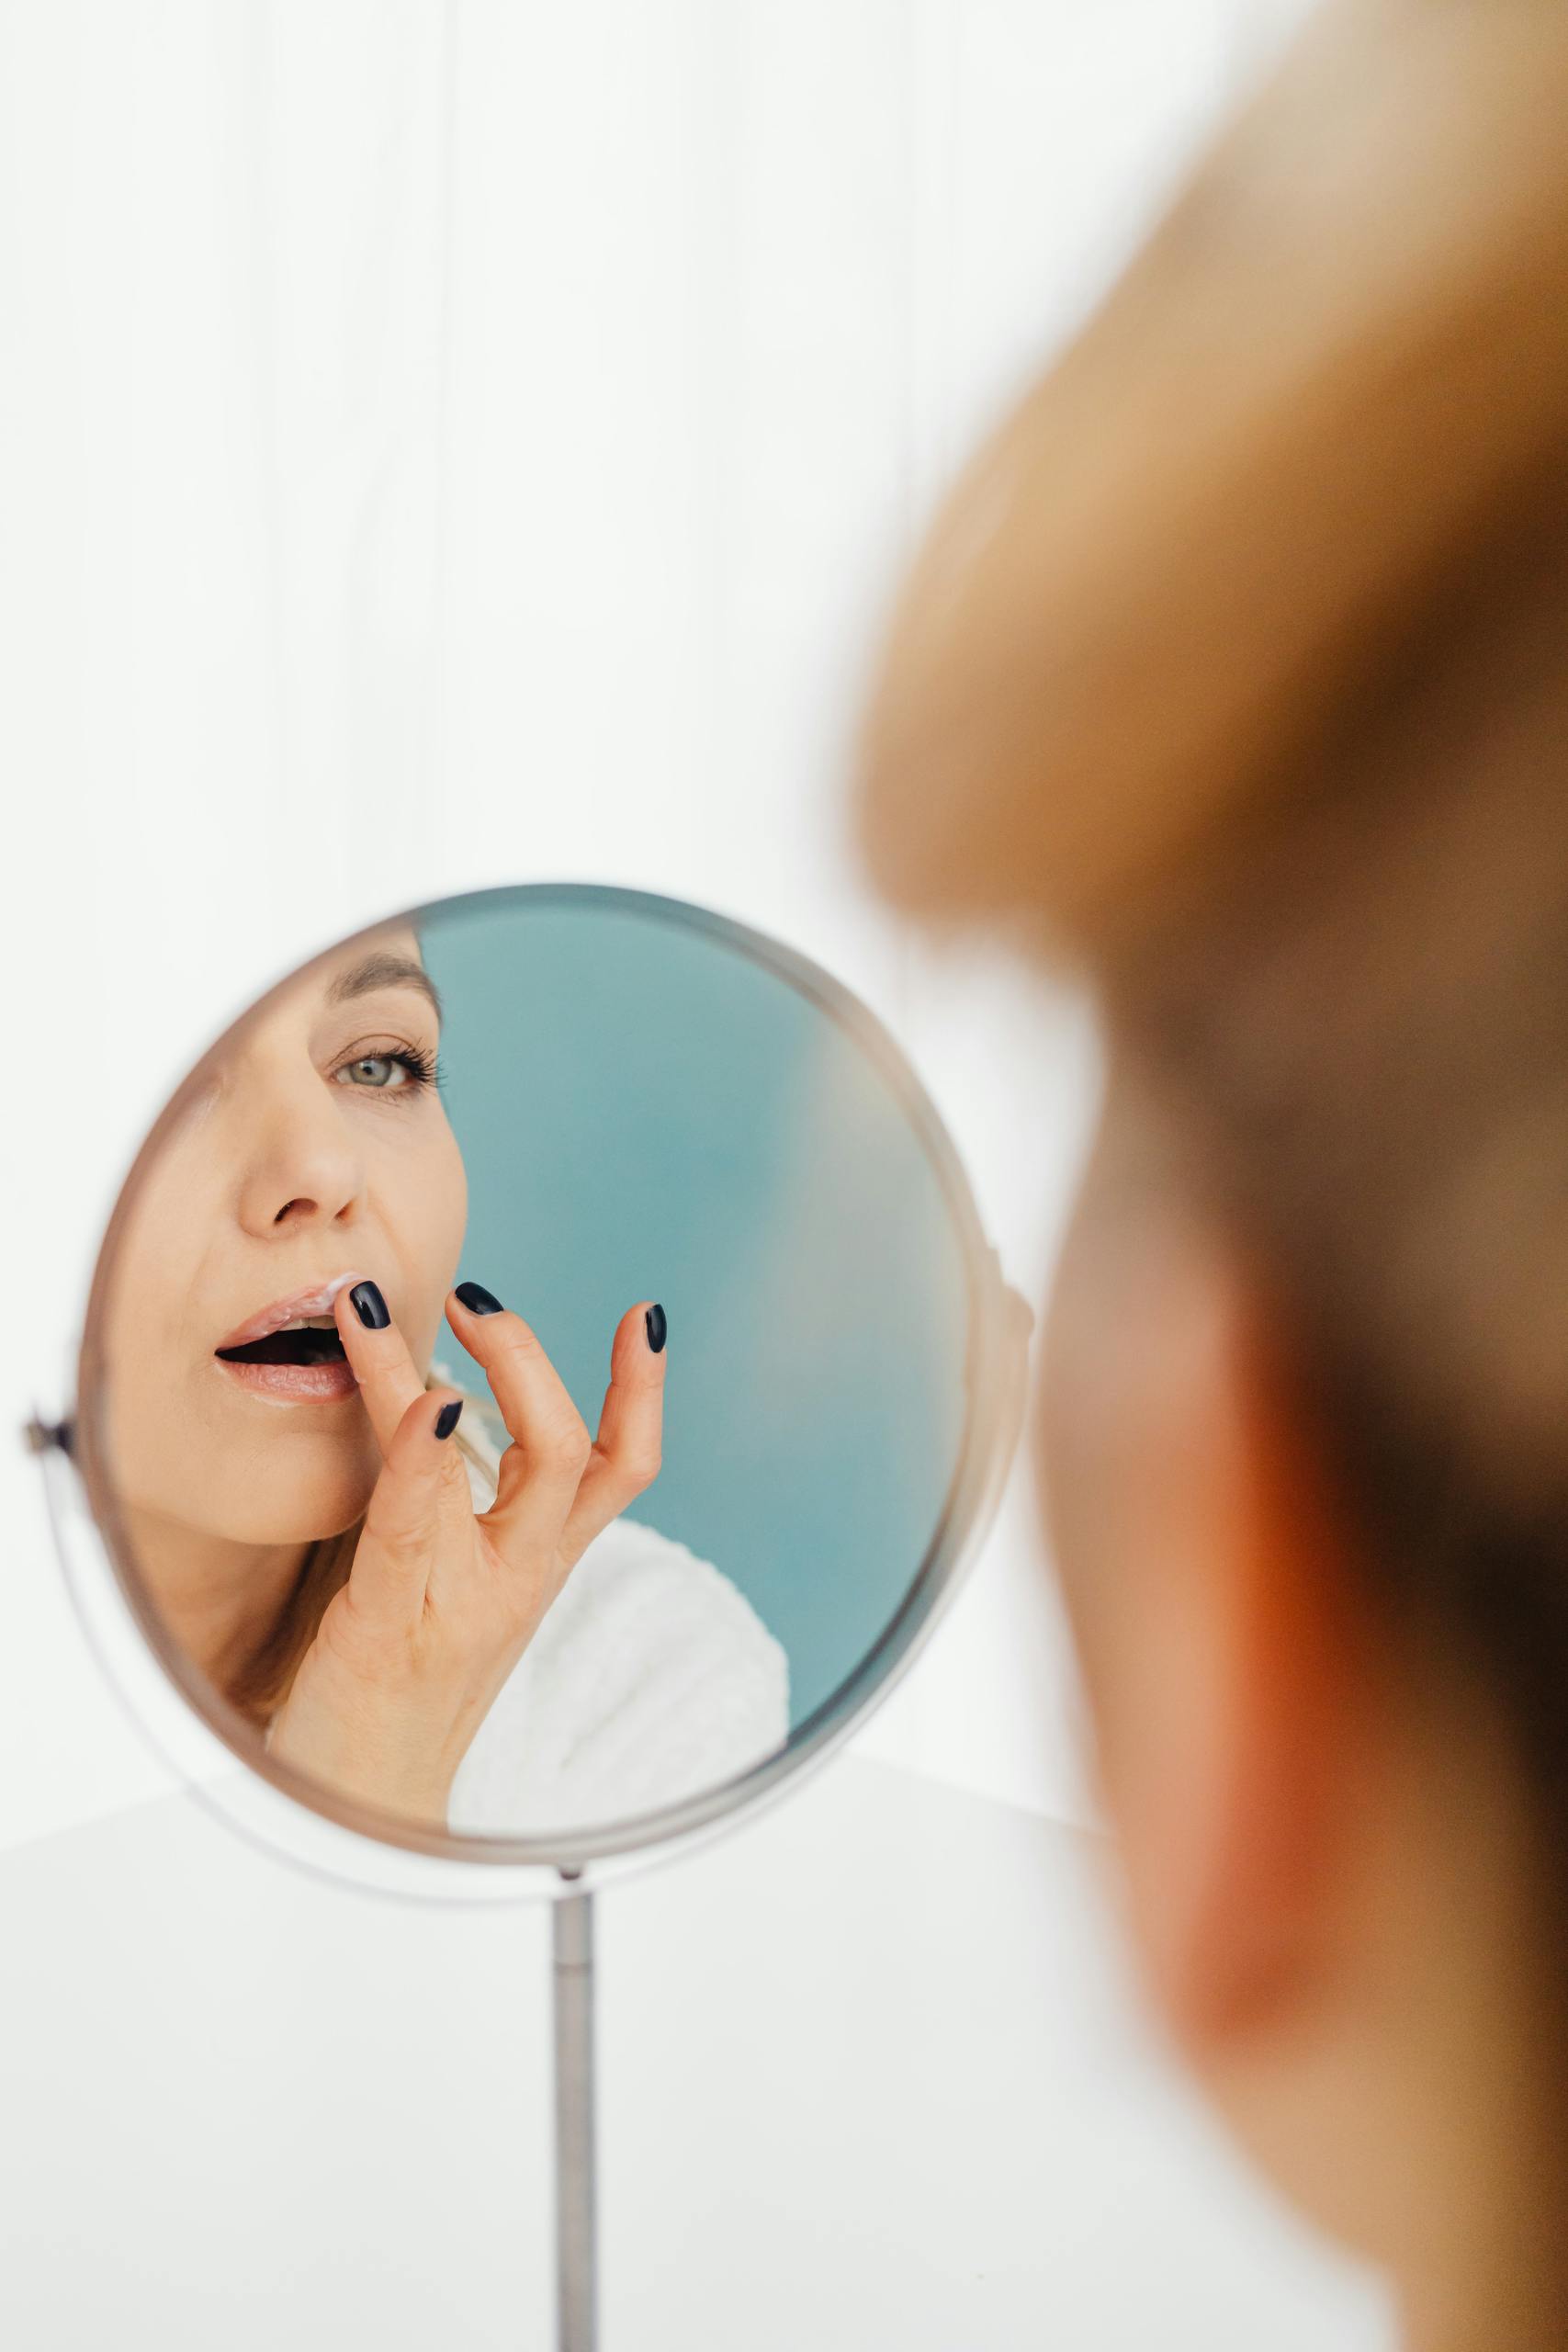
[{"xmin": 419, "ymin": 897, "xmax": 972, "ymax": 1732}]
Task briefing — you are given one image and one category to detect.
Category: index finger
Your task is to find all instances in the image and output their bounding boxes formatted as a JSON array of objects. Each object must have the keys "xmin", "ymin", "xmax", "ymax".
[{"xmin": 333, "ymin": 1278, "xmax": 429, "ymax": 1457}]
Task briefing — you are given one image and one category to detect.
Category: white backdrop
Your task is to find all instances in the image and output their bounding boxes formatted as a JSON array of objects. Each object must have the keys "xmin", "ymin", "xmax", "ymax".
[{"xmin": 1, "ymin": 0, "xmax": 1315, "ymax": 1856}]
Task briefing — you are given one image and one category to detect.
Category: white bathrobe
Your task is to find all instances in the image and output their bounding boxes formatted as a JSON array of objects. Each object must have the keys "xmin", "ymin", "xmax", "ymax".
[{"xmin": 442, "ymin": 1384, "xmax": 791, "ymax": 1837}]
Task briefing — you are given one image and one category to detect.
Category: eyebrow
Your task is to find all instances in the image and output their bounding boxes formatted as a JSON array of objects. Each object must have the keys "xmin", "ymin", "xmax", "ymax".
[{"xmin": 326, "ymin": 951, "xmax": 444, "ymax": 1025}]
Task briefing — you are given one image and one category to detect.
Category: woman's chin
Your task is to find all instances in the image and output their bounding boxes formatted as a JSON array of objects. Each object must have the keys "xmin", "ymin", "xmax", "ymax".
[
  {"xmin": 181, "ymin": 1461, "xmax": 378, "ymax": 1550},
  {"xmin": 253, "ymin": 1482, "xmax": 375, "ymax": 1547},
  {"xmin": 118, "ymin": 1480, "xmax": 377, "ymax": 1565},
  {"xmin": 231, "ymin": 1423, "xmax": 383, "ymax": 1542}
]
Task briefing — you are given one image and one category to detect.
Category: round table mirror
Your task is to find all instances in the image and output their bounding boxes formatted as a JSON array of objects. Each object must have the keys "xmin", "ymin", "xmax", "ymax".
[{"xmin": 28, "ymin": 882, "xmax": 1028, "ymax": 2350}]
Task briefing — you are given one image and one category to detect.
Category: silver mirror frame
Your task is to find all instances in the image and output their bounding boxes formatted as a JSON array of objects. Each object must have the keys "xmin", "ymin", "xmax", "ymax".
[{"xmin": 34, "ymin": 883, "xmax": 1031, "ymax": 1903}]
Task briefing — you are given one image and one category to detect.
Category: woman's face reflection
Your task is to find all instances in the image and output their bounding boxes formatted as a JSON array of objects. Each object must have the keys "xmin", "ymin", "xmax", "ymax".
[{"xmin": 104, "ymin": 926, "xmax": 468, "ymax": 1553}]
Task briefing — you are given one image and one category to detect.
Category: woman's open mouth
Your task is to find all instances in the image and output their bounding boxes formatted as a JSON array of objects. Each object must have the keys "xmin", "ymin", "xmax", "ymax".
[{"xmin": 214, "ymin": 1315, "xmax": 359, "ymax": 1403}]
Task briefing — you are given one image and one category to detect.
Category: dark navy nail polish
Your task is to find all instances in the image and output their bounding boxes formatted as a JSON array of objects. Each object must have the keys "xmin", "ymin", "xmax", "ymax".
[
  {"xmin": 434, "ymin": 1399, "xmax": 463, "ymax": 1442},
  {"xmin": 455, "ymin": 1280, "xmax": 503, "ymax": 1317},
  {"xmin": 645, "ymin": 1303, "xmax": 667, "ymax": 1354},
  {"xmin": 351, "ymin": 1280, "xmax": 390, "ymax": 1330}
]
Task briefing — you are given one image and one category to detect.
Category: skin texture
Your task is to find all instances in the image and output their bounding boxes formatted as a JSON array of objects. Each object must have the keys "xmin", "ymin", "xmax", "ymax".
[{"xmin": 102, "ymin": 923, "xmax": 666, "ymax": 1824}]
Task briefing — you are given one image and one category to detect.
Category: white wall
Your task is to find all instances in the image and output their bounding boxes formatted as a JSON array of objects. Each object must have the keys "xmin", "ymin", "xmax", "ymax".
[{"xmin": 0, "ymin": 0, "xmax": 1318, "ymax": 1854}]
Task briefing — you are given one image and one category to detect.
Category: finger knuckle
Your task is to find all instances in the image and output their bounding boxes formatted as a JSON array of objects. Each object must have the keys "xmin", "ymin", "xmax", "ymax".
[
  {"xmin": 491, "ymin": 1319, "xmax": 544, "ymax": 1370},
  {"xmin": 621, "ymin": 1442, "xmax": 661, "ymax": 1488},
  {"xmin": 543, "ymin": 1418, "xmax": 592, "ymax": 1476},
  {"xmin": 364, "ymin": 1488, "xmax": 425, "ymax": 1548}
]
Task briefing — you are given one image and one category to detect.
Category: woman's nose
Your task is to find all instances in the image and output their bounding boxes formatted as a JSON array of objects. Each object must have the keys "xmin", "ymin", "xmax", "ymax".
[{"xmin": 231, "ymin": 1059, "xmax": 368, "ymax": 1238}]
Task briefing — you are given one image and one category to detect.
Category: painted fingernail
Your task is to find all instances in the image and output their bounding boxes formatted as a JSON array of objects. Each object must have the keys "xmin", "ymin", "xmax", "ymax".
[
  {"xmin": 350, "ymin": 1280, "xmax": 390, "ymax": 1330},
  {"xmin": 455, "ymin": 1280, "xmax": 503, "ymax": 1316},
  {"xmin": 434, "ymin": 1399, "xmax": 463, "ymax": 1442},
  {"xmin": 645, "ymin": 1303, "xmax": 667, "ymax": 1354}
]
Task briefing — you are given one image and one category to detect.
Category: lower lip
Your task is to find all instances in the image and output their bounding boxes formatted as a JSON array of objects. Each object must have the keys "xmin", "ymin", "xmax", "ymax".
[{"xmin": 214, "ymin": 1356, "xmax": 360, "ymax": 1404}]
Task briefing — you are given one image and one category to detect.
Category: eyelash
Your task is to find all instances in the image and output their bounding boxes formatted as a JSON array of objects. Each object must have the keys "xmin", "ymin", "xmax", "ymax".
[{"xmin": 333, "ymin": 1043, "xmax": 445, "ymax": 1101}]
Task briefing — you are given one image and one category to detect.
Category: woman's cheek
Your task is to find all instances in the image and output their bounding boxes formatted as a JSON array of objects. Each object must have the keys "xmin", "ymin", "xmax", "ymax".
[
  {"xmin": 425, "ymin": 1112, "xmax": 468, "ymax": 1277},
  {"xmin": 382, "ymin": 1119, "xmax": 468, "ymax": 1364},
  {"xmin": 413, "ymin": 1119, "xmax": 463, "ymax": 1288}
]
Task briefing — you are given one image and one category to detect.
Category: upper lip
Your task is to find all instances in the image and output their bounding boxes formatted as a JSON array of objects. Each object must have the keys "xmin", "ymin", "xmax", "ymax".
[{"xmin": 215, "ymin": 1270, "xmax": 365, "ymax": 1352}]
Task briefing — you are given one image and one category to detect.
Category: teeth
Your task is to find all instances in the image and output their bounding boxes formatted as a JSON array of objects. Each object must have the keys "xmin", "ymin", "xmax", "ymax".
[{"xmin": 276, "ymin": 1314, "xmax": 340, "ymax": 1332}]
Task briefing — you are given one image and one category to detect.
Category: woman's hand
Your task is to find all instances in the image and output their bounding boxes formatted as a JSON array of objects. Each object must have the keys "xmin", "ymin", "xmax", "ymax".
[{"xmin": 265, "ymin": 1279, "xmax": 667, "ymax": 1826}]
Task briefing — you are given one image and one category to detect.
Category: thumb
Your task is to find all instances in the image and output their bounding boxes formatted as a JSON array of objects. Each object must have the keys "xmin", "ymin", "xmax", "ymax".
[{"xmin": 350, "ymin": 1388, "xmax": 468, "ymax": 1624}]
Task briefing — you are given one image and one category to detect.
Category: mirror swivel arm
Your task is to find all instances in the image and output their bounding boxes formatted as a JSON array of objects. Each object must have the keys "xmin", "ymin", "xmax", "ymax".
[{"xmin": 21, "ymin": 1414, "xmax": 74, "ymax": 1461}]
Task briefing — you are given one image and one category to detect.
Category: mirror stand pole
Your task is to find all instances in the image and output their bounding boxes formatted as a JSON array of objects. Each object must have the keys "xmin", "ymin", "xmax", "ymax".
[{"xmin": 553, "ymin": 1874, "xmax": 598, "ymax": 2352}]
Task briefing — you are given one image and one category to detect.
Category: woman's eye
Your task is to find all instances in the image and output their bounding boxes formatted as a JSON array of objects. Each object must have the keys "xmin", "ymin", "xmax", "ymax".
[{"xmin": 336, "ymin": 1055, "xmax": 411, "ymax": 1091}]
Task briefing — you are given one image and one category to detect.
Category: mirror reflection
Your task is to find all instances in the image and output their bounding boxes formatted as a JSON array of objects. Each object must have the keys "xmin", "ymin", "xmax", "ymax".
[{"xmin": 88, "ymin": 890, "xmax": 981, "ymax": 1845}]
